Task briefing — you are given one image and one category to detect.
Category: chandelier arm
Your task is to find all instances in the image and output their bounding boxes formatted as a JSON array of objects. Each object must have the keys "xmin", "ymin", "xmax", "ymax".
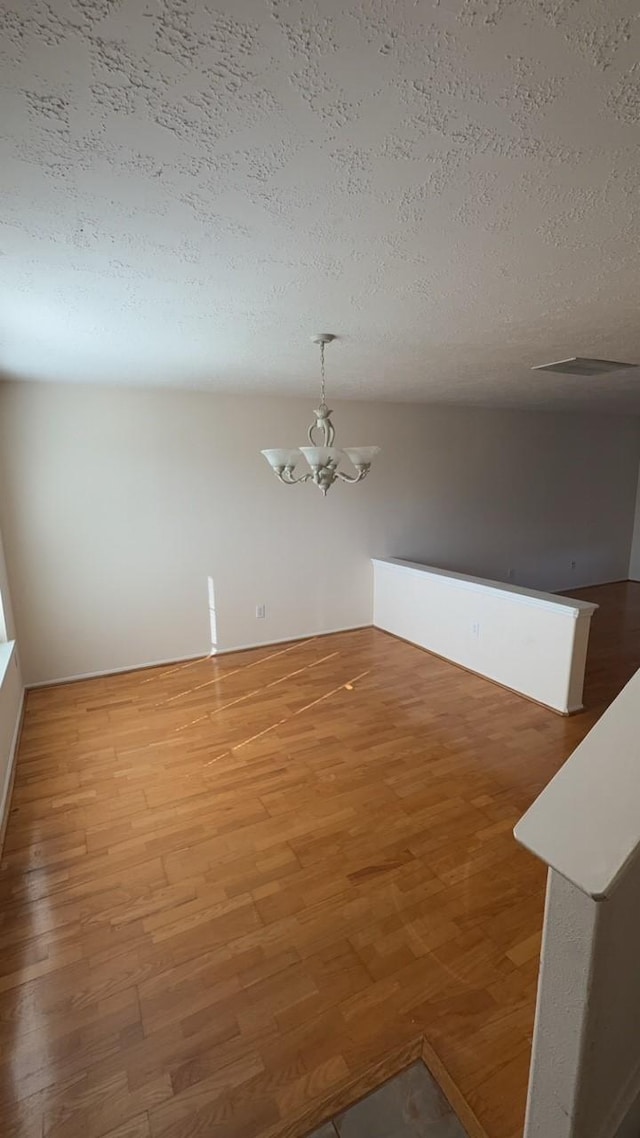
[
  {"xmin": 279, "ymin": 467, "xmax": 313, "ymax": 484},
  {"xmin": 307, "ymin": 412, "xmax": 335, "ymax": 446},
  {"xmin": 335, "ymin": 466, "xmax": 370, "ymax": 484}
]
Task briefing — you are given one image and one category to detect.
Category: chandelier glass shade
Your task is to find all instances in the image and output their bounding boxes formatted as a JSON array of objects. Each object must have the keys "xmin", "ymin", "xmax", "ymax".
[{"xmin": 261, "ymin": 334, "xmax": 380, "ymax": 496}]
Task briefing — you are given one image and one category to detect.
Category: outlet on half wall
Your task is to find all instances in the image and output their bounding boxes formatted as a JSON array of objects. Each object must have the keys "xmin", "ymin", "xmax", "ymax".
[{"xmin": 256, "ymin": 604, "xmax": 266, "ymax": 619}]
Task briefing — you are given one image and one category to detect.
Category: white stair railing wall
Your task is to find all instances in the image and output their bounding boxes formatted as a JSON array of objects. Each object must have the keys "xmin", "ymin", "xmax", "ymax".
[{"xmin": 515, "ymin": 667, "xmax": 640, "ymax": 1138}]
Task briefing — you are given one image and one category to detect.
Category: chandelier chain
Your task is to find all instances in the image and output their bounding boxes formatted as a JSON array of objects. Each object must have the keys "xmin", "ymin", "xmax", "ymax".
[{"xmin": 320, "ymin": 340, "xmax": 326, "ymax": 407}]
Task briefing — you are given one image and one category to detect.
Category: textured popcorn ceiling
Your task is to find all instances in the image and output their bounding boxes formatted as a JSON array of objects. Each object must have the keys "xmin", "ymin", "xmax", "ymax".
[{"xmin": 1, "ymin": 0, "xmax": 639, "ymax": 407}]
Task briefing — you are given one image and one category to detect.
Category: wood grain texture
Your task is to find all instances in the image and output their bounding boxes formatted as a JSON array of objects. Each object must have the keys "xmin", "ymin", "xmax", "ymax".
[{"xmin": 1, "ymin": 582, "xmax": 639, "ymax": 1138}]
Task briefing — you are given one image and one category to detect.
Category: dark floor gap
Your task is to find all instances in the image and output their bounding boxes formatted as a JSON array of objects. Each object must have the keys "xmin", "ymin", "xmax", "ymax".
[{"xmin": 306, "ymin": 1060, "xmax": 470, "ymax": 1137}]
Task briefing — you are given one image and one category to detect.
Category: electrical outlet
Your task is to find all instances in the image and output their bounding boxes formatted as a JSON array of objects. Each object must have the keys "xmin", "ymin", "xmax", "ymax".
[
  {"xmin": 256, "ymin": 604, "xmax": 266, "ymax": 619},
  {"xmin": 571, "ymin": 560, "xmax": 577, "ymax": 570},
  {"xmin": 472, "ymin": 621, "xmax": 480, "ymax": 638}
]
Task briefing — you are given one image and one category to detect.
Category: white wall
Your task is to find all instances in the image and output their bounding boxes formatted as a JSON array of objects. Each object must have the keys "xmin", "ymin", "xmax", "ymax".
[
  {"xmin": 629, "ymin": 463, "xmax": 640, "ymax": 581},
  {"xmin": 521, "ymin": 865, "xmax": 640, "ymax": 1138},
  {"xmin": 372, "ymin": 559, "xmax": 597, "ymax": 713},
  {"xmin": 0, "ymin": 380, "xmax": 639, "ymax": 685},
  {"xmin": 0, "ymin": 524, "xmax": 17, "ymax": 644},
  {"xmin": 0, "ymin": 525, "xmax": 24, "ymax": 845}
]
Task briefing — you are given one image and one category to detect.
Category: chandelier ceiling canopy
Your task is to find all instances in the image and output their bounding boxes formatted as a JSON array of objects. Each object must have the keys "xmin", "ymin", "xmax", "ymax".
[{"xmin": 261, "ymin": 334, "xmax": 380, "ymax": 496}]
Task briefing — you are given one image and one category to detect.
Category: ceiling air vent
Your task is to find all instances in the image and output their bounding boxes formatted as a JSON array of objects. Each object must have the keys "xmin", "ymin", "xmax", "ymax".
[{"xmin": 531, "ymin": 357, "xmax": 638, "ymax": 376}]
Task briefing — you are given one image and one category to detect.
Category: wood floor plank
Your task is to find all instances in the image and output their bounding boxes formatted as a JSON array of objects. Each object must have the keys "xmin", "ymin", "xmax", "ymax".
[{"xmin": 1, "ymin": 582, "xmax": 639, "ymax": 1138}]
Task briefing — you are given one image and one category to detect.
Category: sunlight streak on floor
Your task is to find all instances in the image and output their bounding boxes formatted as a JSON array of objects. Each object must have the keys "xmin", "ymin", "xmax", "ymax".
[
  {"xmin": 174, "ymin": 651, "xmax": 340, "ymax": 733},
  {"xmin": 156, "ymin": 638, "xmax": 317, "ymax": 707},
  {"xmin": 138, "ymin": 655, "xmax": 211, "ymax": 685},
  {"xmin": 204, "ymin": 669, "xmax": 370, "ymax": 766}
]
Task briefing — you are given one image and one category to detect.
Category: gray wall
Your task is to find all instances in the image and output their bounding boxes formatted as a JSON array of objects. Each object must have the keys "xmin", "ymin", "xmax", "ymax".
[{"xmin": 1, "ymin": 380, "xmax": 639, "ymax": 684}]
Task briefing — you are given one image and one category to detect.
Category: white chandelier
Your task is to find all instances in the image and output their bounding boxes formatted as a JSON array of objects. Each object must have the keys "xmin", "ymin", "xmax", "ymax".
[{"xmin": 261, "ymin": 333, "xmax": 380, "ymax": 496}]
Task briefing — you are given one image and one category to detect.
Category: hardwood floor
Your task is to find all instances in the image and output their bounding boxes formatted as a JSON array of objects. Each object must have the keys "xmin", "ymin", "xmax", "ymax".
[{"xmin": 2, "ymin": 581, "xmax": 640, "ymax": 1138}]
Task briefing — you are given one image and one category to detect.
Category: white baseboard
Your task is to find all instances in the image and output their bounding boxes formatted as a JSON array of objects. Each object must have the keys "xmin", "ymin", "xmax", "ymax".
[
  {"xmin": 213, "ymin": 624, "xmax": 370, "ymax": 657},
  {"xmin": 0, "ymin": 685, "xmax": 25, "ymax": 856},
  {"xmin": 26, "ymin": 652, "xmax": 210, "ymax": 689},
  {"xmin": 25, "ymin": 625, "xmax": 371, "ymax": 688}
]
